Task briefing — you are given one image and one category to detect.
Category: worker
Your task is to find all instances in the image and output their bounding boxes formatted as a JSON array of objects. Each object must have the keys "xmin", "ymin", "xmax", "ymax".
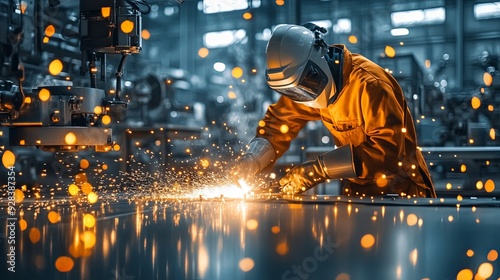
[{"xmin": 232, "ymin": 23, "xmax": 436, "ymax": 198}]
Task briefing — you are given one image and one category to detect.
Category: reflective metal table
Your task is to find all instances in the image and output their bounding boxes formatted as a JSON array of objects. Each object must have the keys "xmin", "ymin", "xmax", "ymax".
[{"xmin": 2, "ymin": 195, "xmax": 499, "ymax": 280}]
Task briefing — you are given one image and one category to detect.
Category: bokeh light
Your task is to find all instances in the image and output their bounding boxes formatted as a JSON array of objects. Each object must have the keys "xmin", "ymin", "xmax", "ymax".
[
  {"xmin": 484, "ymin": 179, "xmax": 495, "ymax": 193},
  {"xmin": 238, "ymin": 257, "xmax": 255, "ymax": 272},
  {"xmin": 276, "ymin": 242, "xmax": 289, "ymax": 255},
  {"xmin": 14, "ymin": 189, "xmax": 25, "ymax": 203},
  {"xmin": 84, "ymin": 214, "xmax": 96, "ymax": 228},
  {"xmin": 48, "ymin": 59, "xmax": 63, "ymax": 75},
  {"xmin": 231, "ymin": 67, "xmax": 243, "ymax": 78},
  {"xmin": 477, "ymin": 262, "xmax": 493, "ymax": 278},
  {"xmin": 45, "ymin": 25, "xmax": 55, "ymax": 37},
  {"xmin": 48, "ymin": 211, "xmax": 60, "ymax": 224},
  {"xmin": 406, "ymin": 214, "xmax": 418, "ymax": 226},
  {"xmin": 198, "ymin": 47, "xmax": 209, "ymax": 58},
  {"xmin": 385, "ymin": 46, "xmax": 396, "ymax": 58},
  {"xmin": 64, "ymin": 132, "xmax": 77, "ymax": 145},
  {"xmin": 471, "ymin": 96, "xmax": 481, "ymax": 109},
  {"xmin": 101, "ymin": 7, "xmax": 111, "ymax": 17},
  {"xmin": 483, "ymin": 72, "xmax": 493, "ymax": 86},
  {"xmin": 88, "ymin": 192, "xmax": 98, "ymax": 204},
  {"xmin": 80, "ymin": 159, "xmax": 90, "ymax": 169},
  {"xmin": 348, "ymin": 35, "xmax": 358, "ymax": 44},
  {"xmin": 55, "ymin": 256, "xmax": 74, "ymax": 272},
  {"xmin": 81, "ymin": 182, "xmax": 93, "ymax": 194},
  {"xmin": 2, "ymin": 150, "xmax": 15, "ymax": 168},
  {"xmin": 487, "ymin": 250, "xmax": 498, "ymax": 261},
  {"xmin": 38, "ymin": 88, "xmax": 51, "ymax": 101},
  {"xmin": 246, "ymin": 219, "xmax": 258, "ymax": 230},
  {"xmin": 29, "ymin": 228, "xmax": 41, "ymax": 243},
  {"xmin": 81, "ymin": 231, "xmax": 96, "ymax": 249},
  {"xmin": 68, "ymin": 184, "xmax": 79, "ymax": 196},
  {"xmin": 360, "ymin": 234, "xmax": 375, "ymax": 249},
  {"xmin": 120, "ymin": 20, "xmax": 134, "ymax": 33},
  {"xmin": 456, "ymin": 268, "xmax": 473, "ymax": 280},
  {"xmin": 102, "ymin": 115, "xmax": 112, "ymax": 125},
  {"xmin": 141, "ymin": 29, "xmax": 151, "ymax": 40}
]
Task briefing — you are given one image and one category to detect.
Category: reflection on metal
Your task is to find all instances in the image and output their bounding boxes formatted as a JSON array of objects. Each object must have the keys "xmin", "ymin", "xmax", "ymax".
[{"xmin": 2, "ymin": 195, "xmax": 499, "ymax": 279}]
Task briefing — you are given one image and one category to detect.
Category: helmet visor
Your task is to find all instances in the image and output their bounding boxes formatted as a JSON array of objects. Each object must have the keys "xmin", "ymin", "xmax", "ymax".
[{"xmin": 272, "ymin": 60, "xmax": 328, "ymax": 102}]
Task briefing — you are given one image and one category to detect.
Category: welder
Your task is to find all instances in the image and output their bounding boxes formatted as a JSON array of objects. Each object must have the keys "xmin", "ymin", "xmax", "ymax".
[{"xmin": 232, "ymin": 23, "xmax": 436, "ymax": 198}]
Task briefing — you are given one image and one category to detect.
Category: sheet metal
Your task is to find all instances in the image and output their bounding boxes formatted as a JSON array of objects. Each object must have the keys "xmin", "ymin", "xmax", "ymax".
[{"xmin": 1, "ymin": 195, "xmax": 499, "ymax": 280}]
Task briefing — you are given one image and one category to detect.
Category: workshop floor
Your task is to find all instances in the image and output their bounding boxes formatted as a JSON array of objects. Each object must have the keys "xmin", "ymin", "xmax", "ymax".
[{"xmin": 1, "ymin": 193, "xmax": 499, "ymax": 280}]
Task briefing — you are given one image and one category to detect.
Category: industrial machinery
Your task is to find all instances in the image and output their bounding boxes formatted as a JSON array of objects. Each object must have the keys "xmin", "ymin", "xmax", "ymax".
[{"xmin": 0, "ymin": 0, "xmax": 145, "ymax": 151}]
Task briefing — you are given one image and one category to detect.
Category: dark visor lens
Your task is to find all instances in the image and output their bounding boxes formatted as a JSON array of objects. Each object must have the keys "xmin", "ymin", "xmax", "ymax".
[
  {"xmin": 274, "ymin": 61, "xmax": 328, "ymax": 102},
  {"xmin": 275, "ymin": 86, "xmax": 317, "ymax": 102}
]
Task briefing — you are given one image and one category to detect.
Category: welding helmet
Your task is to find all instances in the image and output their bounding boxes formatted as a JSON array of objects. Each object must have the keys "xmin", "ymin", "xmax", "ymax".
[{"xmin": 265, "ymin": 24, "xmax": 334, "ymax": 108}]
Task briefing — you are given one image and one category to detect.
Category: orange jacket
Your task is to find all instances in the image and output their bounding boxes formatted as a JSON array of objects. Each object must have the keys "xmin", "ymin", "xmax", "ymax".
[{"xmin": 257, "ymin": 44, "xmax": 436, "ymax": 197}]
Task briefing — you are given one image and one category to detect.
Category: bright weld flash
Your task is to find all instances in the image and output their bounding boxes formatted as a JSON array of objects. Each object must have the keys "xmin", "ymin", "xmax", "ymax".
[{"xmin": 184, "ymin": 180, "xmax": 252, "ymax": 199}]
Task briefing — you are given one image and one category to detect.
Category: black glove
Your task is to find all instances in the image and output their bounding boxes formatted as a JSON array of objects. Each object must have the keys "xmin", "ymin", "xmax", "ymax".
[{"xmin": 279, "ymin": 159, "xmax": 329, "ymax": 194}]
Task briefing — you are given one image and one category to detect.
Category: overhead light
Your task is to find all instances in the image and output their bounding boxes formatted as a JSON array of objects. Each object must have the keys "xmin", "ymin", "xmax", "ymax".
[
  {"xmin": 332, "ymin": 18, "xmax": 351, "ymax": 34},
  {"xmin": 391, "ymin": 7, "xmax": 445, "ymax": 27},
  {"xmin": 474, "ymin": 2, "xmax": 500, "ymax": 20},
  {"xmin": 390, "ymin": 28, "xmax": 409, "ymax": 36},
  {"xmin": 202, "ymin": 0, "xmax": 248, "ymax": 14},
  {"xmin": 203, "ymin": 29, "xmax": 247, "ymax": 48}
]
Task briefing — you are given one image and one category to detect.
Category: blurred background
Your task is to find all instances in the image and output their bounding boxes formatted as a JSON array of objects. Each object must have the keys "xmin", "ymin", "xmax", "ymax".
[{"xmin": 1, "ymin": 0, "xmax": 500, "ymax": 197}]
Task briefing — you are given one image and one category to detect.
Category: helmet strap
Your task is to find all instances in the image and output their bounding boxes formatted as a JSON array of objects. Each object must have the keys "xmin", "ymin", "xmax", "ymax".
[{"xmin": 301, "ymin": 22, "xmax": 329, "ymax": 51}]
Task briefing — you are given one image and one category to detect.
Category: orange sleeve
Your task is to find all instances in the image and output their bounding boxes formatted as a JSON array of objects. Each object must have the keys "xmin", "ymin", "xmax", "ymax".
[
  {"xmin": 257, "ymin": 96, "xmax": 322, "ymax": 159},
  {"xmin": 353, "ymin": 79, "xmax": 407, "ymax": 179}
]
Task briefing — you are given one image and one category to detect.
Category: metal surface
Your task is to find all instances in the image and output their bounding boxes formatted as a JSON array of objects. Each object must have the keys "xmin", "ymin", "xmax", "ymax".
[
  {"xmin": 1, "ymin": 195, "xmax": 499, "ymax": 280},
  {"xmin": 8, "ymin": 126, "xmax": 112, "ymax": 147}
]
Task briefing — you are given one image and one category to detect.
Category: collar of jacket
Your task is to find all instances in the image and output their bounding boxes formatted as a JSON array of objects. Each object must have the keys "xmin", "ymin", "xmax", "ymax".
[{"xmin": 326, "ymin": 44, "xmax": 351, "ymax": 104}]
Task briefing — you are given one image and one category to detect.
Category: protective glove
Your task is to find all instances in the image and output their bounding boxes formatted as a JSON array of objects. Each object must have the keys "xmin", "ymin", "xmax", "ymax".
[
  {"xmin": 279, "ymin": 159, "xmax": 328, "ymax": 195},
  {"xmin": 231, "ymin": 154, "xmax": 260, "ymax": 182},
  {"xmin": 231, "ymin": 137, "xmax": 275, "ymax": 184},
  {"xmin": 279, "ymin": 144, "xmax": 357, "ymax": 195}
]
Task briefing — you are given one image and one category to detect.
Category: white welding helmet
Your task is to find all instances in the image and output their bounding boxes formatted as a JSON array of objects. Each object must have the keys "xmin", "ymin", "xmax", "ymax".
[{"xmin": 265, "ymin": 24, "xmax": 334, "ymax": 108}]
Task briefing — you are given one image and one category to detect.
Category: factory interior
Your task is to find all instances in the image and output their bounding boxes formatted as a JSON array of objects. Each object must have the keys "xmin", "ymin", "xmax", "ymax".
[{"xmin": 1, "ymin": 0, "xmax": 500, "ymax": 279}]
